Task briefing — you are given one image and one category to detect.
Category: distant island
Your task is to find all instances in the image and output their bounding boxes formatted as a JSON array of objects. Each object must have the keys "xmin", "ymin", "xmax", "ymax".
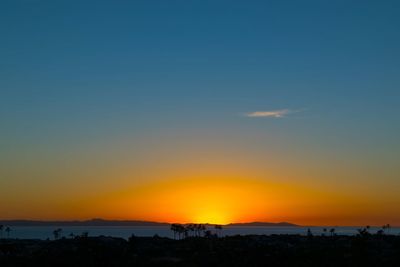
[
  {"xmin": 0, "ymin": 219, "xmax": 169, "ymax": 227},
  {"xmin": 0, "ymin": 218, "xmax": 299, "ymax": 227},
  {"xmin": 228, "ymin": 222, "xmax": 298, "ymax": 227}
]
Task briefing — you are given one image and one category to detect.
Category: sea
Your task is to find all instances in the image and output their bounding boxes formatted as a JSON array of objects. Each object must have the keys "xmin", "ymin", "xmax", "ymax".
[{"xmin": 4, "ymin": 226, "xmax": 400, "ymax": 240}]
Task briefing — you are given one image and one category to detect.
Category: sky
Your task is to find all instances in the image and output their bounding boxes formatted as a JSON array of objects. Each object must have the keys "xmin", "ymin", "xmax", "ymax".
[{"xmin": 1, "ymin": 0, "xmax": 400, "ymax": 226}]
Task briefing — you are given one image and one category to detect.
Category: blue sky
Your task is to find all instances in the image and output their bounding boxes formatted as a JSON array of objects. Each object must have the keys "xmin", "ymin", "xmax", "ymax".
[
  {"xmin": 1, "ymin": 1, "xmax": 400, "ymax": 221},
  {"xmin": 2, "ymin": 0, "xmax": 399, "ymax": 150}
]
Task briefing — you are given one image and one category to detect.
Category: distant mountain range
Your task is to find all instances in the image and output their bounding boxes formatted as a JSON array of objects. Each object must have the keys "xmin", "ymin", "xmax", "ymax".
[
  {"xmin": 0, "ymin": 219, "xmax": 169, "ymax": 227},
  {"xmin": 228, "ymin": 222, "xmax": 298, "ymax": 227},
  {"xmin": 0, "ymin": 219, "xmax": 298, "ymax": 227}
]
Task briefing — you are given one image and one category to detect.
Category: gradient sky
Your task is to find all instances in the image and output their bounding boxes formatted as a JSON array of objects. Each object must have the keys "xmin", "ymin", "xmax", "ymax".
[{"xmin": 1, "ymin": 0, "xmax": 400, "ymax": 226}]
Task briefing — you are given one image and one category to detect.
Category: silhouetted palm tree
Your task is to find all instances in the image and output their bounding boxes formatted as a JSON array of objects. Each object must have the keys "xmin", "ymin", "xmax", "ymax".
[
  {"xmin": 176, "ymin": 224, "xmax": 185, "ymax": 239},
  {"xmin": 381, "ymin": 224, "xmax": 391, "ymax": 235},
  {"xmin": 5, "ymin": 227, "xmax": 11, "ymax": 238},
  {"xmin": 193, "ymin": 224, "xmax": 199, "ymax": 237},
  {"xmin": 307, "ymin": 228, "xmax": 313, "ymax": 239},
  {"xmin": 357, "ymin": 227, "xmax": 371, "ymax": 237},
  {"xmin": 215, "ymin": 224, "xmax": 223, "ymax": 237},
  {"xmin": 386, "ymin": 224, "xmax": 391, "ymax": 234},
  {"xmin": 170, "ymin": 224, "xmax": 186, "ymax": 239},
  {"xmin": 193, "ymin": 224, "xmax": 206, "ymax": 237},
  {"xmin": 329, "ymin": 228, "xmax": 335, "ymax": 237},
  {"xmin": 199, "ymin": 224, "xmax": 206, "ymax": 237},
  {"xmin": 204, "ymin": 230, "xmax": 213, "ymax": 238},
  {"xmin": 322, "ymin": 228, "xmax": 327, "ymax": 236},
  {"xmin": 170, "ymin": 224, "xmax": 178, "ymax": 239},
  {"xmin": 0, "ymin": 225, "xmax": 3, "ymax": 238},
  {"xmin": 186, "ymin": 224, "xmax": 195, "ymax": 237},
  {"xmin": 53, "ymin": 228, "xmax": 62, "ymax": 240}
]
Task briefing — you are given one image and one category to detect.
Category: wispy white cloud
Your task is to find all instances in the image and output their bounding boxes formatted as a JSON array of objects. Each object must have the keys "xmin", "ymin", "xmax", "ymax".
[{"xmin": 245, "ymin": 109, "xmax": 292, "ymax": 118}]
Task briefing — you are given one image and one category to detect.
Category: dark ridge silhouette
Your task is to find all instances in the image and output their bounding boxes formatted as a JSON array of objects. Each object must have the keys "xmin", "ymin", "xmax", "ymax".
[
  {"xmin": 0, "ymin": 219, "xmax": 170, "ymax": 227},
  {"xmin": 228, "ymin": 221, "xmax": 298, "ymax": 227},
  {"xmin": 0, "ymin": 219, "xmax": 299, "ymax": 227}
]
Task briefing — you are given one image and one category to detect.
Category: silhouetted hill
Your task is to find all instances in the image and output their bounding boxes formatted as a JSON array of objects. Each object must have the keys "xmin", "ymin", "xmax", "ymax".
[
  {"xmin": 228, "ymin": 222, "xmax": 298, "ymax": 227},
  {"xmin": 0, "ymin": 219, "xmax": 299, "ymax": 227},
  {"xmin": 0, "ymin": 219, "xmax": 169, "ymax": 226}
]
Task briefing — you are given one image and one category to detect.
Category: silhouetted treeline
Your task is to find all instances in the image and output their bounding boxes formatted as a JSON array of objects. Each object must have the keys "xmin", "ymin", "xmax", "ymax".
[
  {"xmin": 1, "ymin": 232, "xmax": 400, "ymax": 266},
  {"xmin": 170, "ymin": 223, "xmax": 211, "ymax": 239},
  {"xmin": 0, "ymin": 225, "xmax": 11, "ymax": 239}
]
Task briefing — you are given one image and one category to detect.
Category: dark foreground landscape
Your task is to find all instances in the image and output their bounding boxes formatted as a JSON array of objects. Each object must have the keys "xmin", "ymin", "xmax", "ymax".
[{"xmin": 1, "ymin": 233, "xmax": 400, "ymax": 267}]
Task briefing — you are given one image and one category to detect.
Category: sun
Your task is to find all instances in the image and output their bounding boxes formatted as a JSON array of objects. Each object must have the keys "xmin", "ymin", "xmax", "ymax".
[
  {"xmin": 180, "ymin": 190, "xmax": 235, "ymax": 224},
  {"xmin": 192, "ymin": 209, "xmax": 230, "ymax": 225},
  {"xmin": 121, "ymin": 177, "xmax": 275, "ymax": 224},
  {"xmin": 93, "ymin": 176, "xmax": 318, "ymax": 224}
]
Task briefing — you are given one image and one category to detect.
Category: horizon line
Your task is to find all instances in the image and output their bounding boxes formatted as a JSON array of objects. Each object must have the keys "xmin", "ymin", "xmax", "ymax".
[{"xmin": 0, "ymin": 218, "xmax": 397, "ymax": 228}]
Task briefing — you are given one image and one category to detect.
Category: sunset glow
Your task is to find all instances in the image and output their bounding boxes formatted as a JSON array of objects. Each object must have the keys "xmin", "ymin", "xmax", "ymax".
[
  {"xmin": 1, "ymin": 0, "xmax": 400, "ymax": 228},
  {"xmin": 46, "ymin": 174, "xmax": 395, "ymax": 226}
]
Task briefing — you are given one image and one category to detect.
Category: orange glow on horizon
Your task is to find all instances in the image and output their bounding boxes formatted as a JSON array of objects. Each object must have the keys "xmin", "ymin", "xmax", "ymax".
[
  {"xmin": 74, "ymin": 176, "xmax": 366, "ymax": 225},
  {"xmin": 4, "ymin": 174, "xmax": 400, "ymax": 226}
]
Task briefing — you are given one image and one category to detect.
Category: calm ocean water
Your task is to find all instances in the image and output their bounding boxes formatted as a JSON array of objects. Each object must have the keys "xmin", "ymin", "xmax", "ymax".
[{"xmin": 4, "ymin": 226, "xmax": 400, "ymax": 240}]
